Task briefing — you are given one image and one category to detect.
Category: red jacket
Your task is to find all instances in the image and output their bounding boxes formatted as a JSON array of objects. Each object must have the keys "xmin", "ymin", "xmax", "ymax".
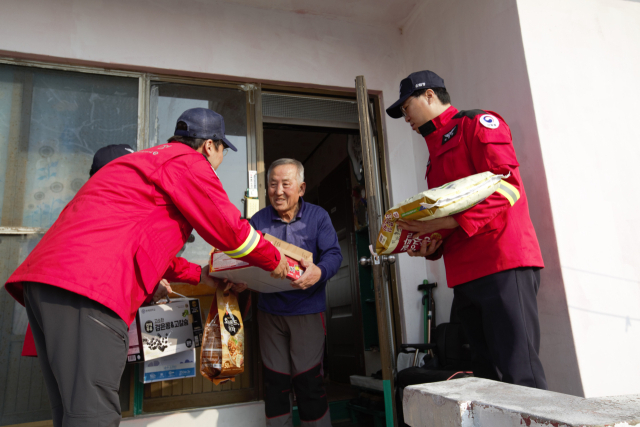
[
  {"xmin": 164, "ymin": 257, "xmax": 202, "ymax": 284},
  {"xmin": 6, "ymin": 142, "xmax": 280, "ymax": 325},
  {"xmin": 422, "ymin": 106, "xmax": 543, "ymax": 287},
  {"xmin": 22, "ymin": 257, "xmax": 201, "ymax": 357}
]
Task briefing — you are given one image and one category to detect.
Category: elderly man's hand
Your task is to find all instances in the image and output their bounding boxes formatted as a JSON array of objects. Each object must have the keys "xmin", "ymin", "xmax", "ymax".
[
  {"xmin": 291, "ymin": 258, "xmax": 322, "ymax": 290},
  {"xmin": 153, "ymin": 279, "xmax": 172, "ymax": 303},
  {"xmin": 407, "ymin": 238, "xmax": 443, "ymax": 258},
  {"xmin": 270, "ymin": 250, "xmax": 289, "ymax": 279}
]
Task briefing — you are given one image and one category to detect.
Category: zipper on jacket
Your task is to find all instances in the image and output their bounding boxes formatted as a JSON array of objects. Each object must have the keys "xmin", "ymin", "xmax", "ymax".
[{"xmin": 88, "ymin": 315, "xmax": 126, "ymax": 343}]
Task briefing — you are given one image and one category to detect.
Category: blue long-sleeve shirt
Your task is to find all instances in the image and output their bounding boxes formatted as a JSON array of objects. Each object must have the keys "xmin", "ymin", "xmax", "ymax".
[{"xmin": 249, "ymin": 198, "xmax": 343, "ymax": 316}]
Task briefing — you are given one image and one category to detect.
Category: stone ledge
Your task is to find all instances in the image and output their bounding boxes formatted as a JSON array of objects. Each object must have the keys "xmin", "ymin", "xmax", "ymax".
[{"xmin": 403, "ymin": 377, "xmax": 640, "ymax": 427}]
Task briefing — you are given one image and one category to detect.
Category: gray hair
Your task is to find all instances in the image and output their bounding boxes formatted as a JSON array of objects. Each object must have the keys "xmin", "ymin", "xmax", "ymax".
[{"xmin": 267, "ymin": 158, "xmax": 305, "ymax": 184}]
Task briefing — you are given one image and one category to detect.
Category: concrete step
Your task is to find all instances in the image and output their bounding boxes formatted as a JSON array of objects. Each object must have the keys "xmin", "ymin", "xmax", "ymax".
[{"xmin": 403, "ymin": 377, "xmax": 640, "ymax": 427}]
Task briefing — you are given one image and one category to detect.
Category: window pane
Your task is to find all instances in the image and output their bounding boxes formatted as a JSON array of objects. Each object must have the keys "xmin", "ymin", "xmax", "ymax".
[
  {"xmin": 0, "ymin": 64, "xmax": 138, "ymax": 228},
  {"xmin": 0, "ymin": 63, "xmax": 139, "ymax": 425},
  {"xmin": 150, "ymin": 83, "xmax": 249, "ymax": 264},
  {"xmin": 150, "ymin": 83, "xmax": 248, "ymax": 214}
]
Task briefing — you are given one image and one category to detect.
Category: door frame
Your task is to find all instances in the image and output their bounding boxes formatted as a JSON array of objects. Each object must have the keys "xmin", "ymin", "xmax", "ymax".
[
  {"xmin": 254, "ymin": 83, "xmax": 400, "ymax": 321},
  {"xmin": 255, "ymin": 81, "xmax": 402, "ymax": 426}
]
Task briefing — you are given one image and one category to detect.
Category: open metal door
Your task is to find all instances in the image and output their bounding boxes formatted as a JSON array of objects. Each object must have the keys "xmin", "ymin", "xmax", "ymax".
[{"xmin": 355, "ymin": 76, "xmax": 398, "ymax": 427}]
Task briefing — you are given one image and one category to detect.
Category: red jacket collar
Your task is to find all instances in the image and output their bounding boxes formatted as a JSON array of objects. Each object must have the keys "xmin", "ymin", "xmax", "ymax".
[{"xmin": 418, "ymin": 106, "xmax": 458, "ymax": 137}]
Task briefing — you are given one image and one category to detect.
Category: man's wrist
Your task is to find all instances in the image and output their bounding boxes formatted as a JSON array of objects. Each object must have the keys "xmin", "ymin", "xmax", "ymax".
[
  {"xmin": 451, "ymin": 212, "xmax": 474, "ymax": 236},
  {"xmin": 317, "ymin": 265, "xmax": 327, "ymax": 283},
  {"xmin": 445, "ymin": 216, "xmax": 459, "ymax": 229}
]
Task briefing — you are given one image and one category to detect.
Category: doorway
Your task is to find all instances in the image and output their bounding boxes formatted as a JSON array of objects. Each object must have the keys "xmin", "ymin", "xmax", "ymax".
[{"xmin": 262, "ymin": 123, "xmax": 382, "ymax": 424}]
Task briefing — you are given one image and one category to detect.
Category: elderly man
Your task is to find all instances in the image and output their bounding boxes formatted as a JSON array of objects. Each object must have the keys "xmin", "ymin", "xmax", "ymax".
[{"xmin": 250, "ymin": 158, "xmax": 342, "ymax": 427}]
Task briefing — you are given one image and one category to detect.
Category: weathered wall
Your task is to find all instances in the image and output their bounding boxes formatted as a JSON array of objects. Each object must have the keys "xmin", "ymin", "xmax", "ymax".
[
  {"xmin": 400, "ymin": 0, "xmax": 583, "ymax": 396},
  {"xmin": 516, "ymin": 0, "xmax": 640, "ymax": 397}
]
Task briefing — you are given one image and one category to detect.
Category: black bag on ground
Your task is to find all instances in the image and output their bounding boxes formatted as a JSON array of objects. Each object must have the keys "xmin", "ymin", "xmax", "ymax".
[
  {"xmin": 396, "ymin": 322, "xmax": 474, "ymax": 427},
  {"xmin": 434, "ymin": 322, "xmax": 473, "ymax": 371}
]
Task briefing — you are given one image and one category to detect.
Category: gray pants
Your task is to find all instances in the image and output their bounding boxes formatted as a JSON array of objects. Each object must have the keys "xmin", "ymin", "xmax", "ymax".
[
  {"xmin": 23, "ymin": 282, "xmax": 129, "ymax": 427},
  {"xmin": 258, "ymin": 310, "xmax": 331, "ymax": 427}
]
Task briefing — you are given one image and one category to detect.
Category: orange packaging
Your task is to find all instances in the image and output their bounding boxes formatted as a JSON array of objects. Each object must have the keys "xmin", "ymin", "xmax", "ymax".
[{"xmin": 200, "ymin": 285, "xmax": 244, "ymax": 385}]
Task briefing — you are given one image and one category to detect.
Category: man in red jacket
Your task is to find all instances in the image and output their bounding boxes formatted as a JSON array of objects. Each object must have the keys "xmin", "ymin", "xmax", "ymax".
[
  {"xmin": 20, "ymin": 144, "xmax": 192, "ymax": 357},
  {"xmin": 88, "ymin": 143, "xmax": 221, "ymax": 303},
  {"xmin": 4, "ymin": 108, "xmax": 289, "ymax": 427},
  {"xmin": 386, "ymin": 71, "xmax": 547, "ymax": 389}
]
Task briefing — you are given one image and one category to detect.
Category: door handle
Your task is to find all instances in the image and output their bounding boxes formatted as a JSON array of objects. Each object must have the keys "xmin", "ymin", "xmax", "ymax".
[{"xmin": 359, "ymin": 255, "xmax": 396, "ymax": 266}]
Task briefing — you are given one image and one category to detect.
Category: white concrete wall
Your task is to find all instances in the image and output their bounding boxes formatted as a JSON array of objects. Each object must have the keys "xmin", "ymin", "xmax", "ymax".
[
  {"xmin": 0, "ymin": 0, "xmax": 427, "ymax": 343},
  {"xmin": 400, "ymin": 0, "xmax": 583, "ymax": 396},
  {"xmin": 516, "ymin": 0, "xmax": 640, "ymax": 398}
]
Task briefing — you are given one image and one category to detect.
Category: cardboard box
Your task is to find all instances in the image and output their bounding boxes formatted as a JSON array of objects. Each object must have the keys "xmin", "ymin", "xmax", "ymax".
[
  {"xmin": 136, "ymin": 298, "xmax": 203, "ymax": 362},
  {"xmin": 209, "ymin": 234, "xmax": 312, "ymax": 293},
  {"xmin": 141, "ymin": 349, "xmax": 196, "ymax": 383},
  {"xmin": 262, "ymin": 234, "xmax": 313, "ymax": 263}
]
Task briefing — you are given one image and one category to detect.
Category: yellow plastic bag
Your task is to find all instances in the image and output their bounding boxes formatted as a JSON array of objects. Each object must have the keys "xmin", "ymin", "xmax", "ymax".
[{"xmin": 376, "ymin": 172, "xmax": 509, "ymax": 255}]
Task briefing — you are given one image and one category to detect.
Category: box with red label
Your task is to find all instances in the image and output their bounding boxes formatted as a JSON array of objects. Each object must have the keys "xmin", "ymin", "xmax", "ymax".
[{"xmin": 209, "ymin": 234, "xmax": 311, "ymax": 293}]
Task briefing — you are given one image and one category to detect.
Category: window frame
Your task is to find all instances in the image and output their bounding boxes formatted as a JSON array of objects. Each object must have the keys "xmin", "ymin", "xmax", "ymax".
[
  {"xmin": 0, "ymin": 56, "xmax": 262, "ymax": 421},
  {"xmin": 0, "ymin": 57, "xmax": 148, "ymax": 236},
  {"xmin": 0, "ymin": 58, "xmax": 260, "ymax": 235}
]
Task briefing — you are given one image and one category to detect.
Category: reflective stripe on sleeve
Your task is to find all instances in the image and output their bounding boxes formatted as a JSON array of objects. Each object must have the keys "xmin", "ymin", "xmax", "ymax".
[
  {"xmin": 224, "ymin": 226, "xmax": 260, "ymax": 258},
  {"xmin": 496, "ymin": 180, "xmax": 521, "ymax": 206}
]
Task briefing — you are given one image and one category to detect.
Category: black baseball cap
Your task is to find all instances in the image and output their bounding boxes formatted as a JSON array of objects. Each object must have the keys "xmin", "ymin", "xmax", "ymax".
[
  {"xmin": 90, "ymin": 144, "xmax": 135, "ymax": 176},
  {"xmin": 386, "ymin": 70, "xmax": 446, "ymax": 119},
  {"xmin": 174, "ymin": 108, "xmax": 237, "ymax": 152}
]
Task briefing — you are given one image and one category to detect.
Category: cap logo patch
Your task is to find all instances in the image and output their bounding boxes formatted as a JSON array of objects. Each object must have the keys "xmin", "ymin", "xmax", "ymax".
[
  {"xmin": 415, "ymin": 82, "xmax": 426, "ymax": 88},
  {"xmin": 479, "ymin": 114, "xmax": 499, "ymax": 129}
]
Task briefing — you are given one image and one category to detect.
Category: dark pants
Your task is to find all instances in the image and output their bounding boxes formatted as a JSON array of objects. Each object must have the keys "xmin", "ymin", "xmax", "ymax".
[
  {"xmin": 258, "ymin": 310, "xmax": 330, "ymax": 427},
  {"xmin": 23, "ymin": 282, "xmax": 129, "ymax": 427},
  {"xmin": 453, "ymin": 267, "xmax": 548, "ymax": 389}
]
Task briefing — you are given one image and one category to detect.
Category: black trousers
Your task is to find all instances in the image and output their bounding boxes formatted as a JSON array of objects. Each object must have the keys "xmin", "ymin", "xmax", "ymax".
[
  {"xmin": 23, "ymin": 282, "xmax": 129, "ymax": 427},
  {"xmin": 453, "ymin": 267, "xmax": 548, "ymax": 389}
]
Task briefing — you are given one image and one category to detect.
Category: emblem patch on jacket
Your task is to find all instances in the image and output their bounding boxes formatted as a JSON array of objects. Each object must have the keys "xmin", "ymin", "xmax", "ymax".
[
  {"xmin": 442, "ymin": 125, "xmax": 458, "ymax": 145},
  {"xmin": 479, "ymin": 114, "xmax": 499, "ymax": 129}
]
